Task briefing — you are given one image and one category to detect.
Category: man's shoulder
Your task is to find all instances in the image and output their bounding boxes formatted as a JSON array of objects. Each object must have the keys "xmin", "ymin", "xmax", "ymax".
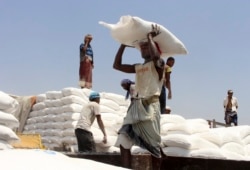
[
  {"xmin": 80, "ymin": 43, "xmax": 84, "ymax": 48},
  {"xmin": 89, "ymin": 101, "xmax": 99, "ymax": 107},
  {"xmin": 233, "ymin": 96, "xmax": 238, "ymax": 100}
]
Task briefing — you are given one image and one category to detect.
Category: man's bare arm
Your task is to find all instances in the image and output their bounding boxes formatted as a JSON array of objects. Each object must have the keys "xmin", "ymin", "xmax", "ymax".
[{"xmin": 113, "ymin": 44, "xmax": 136, "ymax": 73}]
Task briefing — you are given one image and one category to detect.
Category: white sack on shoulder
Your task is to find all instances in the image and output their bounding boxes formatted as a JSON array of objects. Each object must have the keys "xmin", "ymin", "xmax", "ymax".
[{"xmin": 99, "ymin": 15, "xmax": 188, "ymax": 57}]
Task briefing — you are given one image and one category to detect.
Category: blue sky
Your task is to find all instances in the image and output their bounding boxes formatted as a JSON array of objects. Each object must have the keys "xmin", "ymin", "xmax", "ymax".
[{"xmin": 1, "ymin": 1, "xmax": 250, "ymax": 124}]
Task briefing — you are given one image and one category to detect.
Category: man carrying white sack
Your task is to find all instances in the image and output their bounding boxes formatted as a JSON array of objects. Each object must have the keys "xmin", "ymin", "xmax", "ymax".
[
  {"xmin": 113, "ymin": 24, "xmax": 165, "ymax": 169},
  {"xmin": 75, "ymin": 91, "xmax": 107, "ymax": 152}
]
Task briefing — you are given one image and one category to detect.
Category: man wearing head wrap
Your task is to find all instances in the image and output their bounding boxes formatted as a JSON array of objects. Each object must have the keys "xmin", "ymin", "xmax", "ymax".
[
  {"xmin": 75, "ymin": 91, "xmax": 107, "ymax": 152},
  {"xmin": 79, "ymin": 34, "xmax": 94, "ymax": 89},
  {"xmin": 113, "ymin": 24, "xmax": 165, "ymax": 169},
  {"xmin": 120, "ymin": 79, "xmax": 137, "ymax": 101},
  {"xmin": 223, "ymin": 89, "xmax": 239, "ymax": 126}
]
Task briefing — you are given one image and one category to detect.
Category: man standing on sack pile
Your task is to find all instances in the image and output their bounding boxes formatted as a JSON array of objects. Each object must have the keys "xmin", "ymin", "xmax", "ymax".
[
  {"xmin": 223, "ymin": 89, "xmax": 239, "ymax": 126},
  {"xmin": 79, "ymin": 34, "xmax": 94, "ymax": 89}
]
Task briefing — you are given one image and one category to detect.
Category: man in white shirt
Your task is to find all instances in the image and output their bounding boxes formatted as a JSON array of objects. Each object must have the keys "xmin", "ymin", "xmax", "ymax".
[{"xmin": 75, "ymin": 91, "xmax": 107, "ymax": 152}]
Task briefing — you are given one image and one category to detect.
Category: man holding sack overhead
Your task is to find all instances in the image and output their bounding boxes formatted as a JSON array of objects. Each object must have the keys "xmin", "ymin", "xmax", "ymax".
[{"xmin": 113, "ymin": 24, "xmax": 165, "ymax": 169}]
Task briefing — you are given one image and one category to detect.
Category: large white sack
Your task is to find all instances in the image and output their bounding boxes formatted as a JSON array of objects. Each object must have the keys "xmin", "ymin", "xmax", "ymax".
[
  {"xmin": 0, "ymin": 125, "xmax": 19, "ymax": 142},
  {"xmin": 36, "ymin": 94, "xmax": 46, "ymax": 103},
  {"xmin": 0, "ymin": 110, "xmax": 19, "ymax": 128},
  {"xmin": 221, "ymin": 142, "xmax": 246, "ymax": 156},
  {"xmin": 211, "ymin": 128, "xmax": 242, "ymax": 145},
  {"xmin": 244, "ymin": 144, "xmax": 250, "ymax": 156},
  {"xmin": 29, "ymin": 108, "xmax": 46, "ymax": 118},
  {"xmin": 99, "ymin": 15, "xmax": 188, "ymax": 57},
  {"xmin": 166, "ymin": 122, "xmax": 210, "ymax": 135},
  {"xmin": 94, "ymin": 135, "xmax": 117, "ymax": 148},
  {"xmin": 0, "ymin": 140, "xmax": 13, "ymax": 150},
  {"xmin": 160, "ymin": 114, "xmax": 186, "ymax": 125},
  {"xmin": 45, "ymin": 91, "xmax": 63, "ymax": 99},
  {"xmin": 101, "ymin": 92, "xmax": 130, "ymax": 106},
  {"xmin": 61, "ymin": 136, "xmax": 77, "ymax": 145},
  {"xmin": 62, "ymin": 103, "xmax": 83, "ymax": 113},
  {"xmin": 62, "ymin": 128, "xmax": 75, "ymax": 137},
  {"xmin": 161, "ymin": 134, "xmax": 192, "ymax": 149},
  {"xmin": 222, "ymin": 150, "xmax": 246, "ymax": 160},
  {"xmin": 44, "ymin": 129, "xmax": 63, "ymax": 137},
  {"xmin": 62, "ymin": 87, "xmax": 86, "ymax": 98},
  {"xmin": 61, "ymin": 112, "xmax": 80, "ymax": 121},
  {"xmin": 0, "ymin": 149, "xmax": 129, "ymax": 170},
  {"xmin": 61, "ymin": 95, "xmax": 87, "ymax": 105},
  {"xmin": 100, "ymin": 105, "xmax": 117, "ymax": 114},
  {"xmin": 0, "ymin": 91, "xmax": 18, "ymax": 110},
  {"xmin": 32, "ymin": 102, "xmax": 46, "ymax": 111},
  {"xmin": 185, "ymin": 118, "xmax": 209, "ymax": 125},
  {"xmin": 227, "ymin": 125, "xmax": 250, "ymax": 139},
  {"xmin": 100, "ymin": 98, "xmax": 121, "ymax": 111},
  {"xmin": 63, "ymin": 120, "xmax": 77, "ymax": 129},
  {"xmin": 243, "ymin": 135, "xmax": 250, "ymax": 145},
  {"xmin": 193, "ymin": 131, "xmax": 223, "ymax": 147},
  {"xmin": 190, "ymin": 148, "xmax": 226, "ymax": 160},
  {"xmin": 162, "ymin": 134, "xmax": 218, "ymax": 150},
  {"xmin": 161, "ymin": 122, "xmax": 175, "ymax": 135},
  {"xmin": 131, "ymin": 146, "xmax": 150, "ymax": 154},
  {"xmin": 162, "ymin": 146, "xmax": 191, "ymax": 157}
]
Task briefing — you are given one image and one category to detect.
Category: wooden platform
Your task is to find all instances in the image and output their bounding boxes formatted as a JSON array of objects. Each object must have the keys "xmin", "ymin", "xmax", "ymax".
[{"xmin": 65, "ymin": 152, "xmax": 250, "ymax": 170}]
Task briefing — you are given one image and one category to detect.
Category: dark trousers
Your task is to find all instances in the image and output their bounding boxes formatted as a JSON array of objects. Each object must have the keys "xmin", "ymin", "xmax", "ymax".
[
  {"xmin": 75, "ymin": 128, "xmax": 96, "ymax": 152},
  {"xmin": 225, "ymin": 112, "xmax": 238, "ymax": 126},
  {"xmin": 159, "ymin": 86, "xmax": 166, "ymax": 114}
]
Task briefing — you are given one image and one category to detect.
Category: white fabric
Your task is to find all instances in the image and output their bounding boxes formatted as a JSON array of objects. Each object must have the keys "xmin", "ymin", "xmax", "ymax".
[
  {"xmin": 99, "ymin": 15, "xmax": 188, "ymax": 57},
  {"xmin": 223, "ymin": 96, "xmax": 238, "ymax": 112}
]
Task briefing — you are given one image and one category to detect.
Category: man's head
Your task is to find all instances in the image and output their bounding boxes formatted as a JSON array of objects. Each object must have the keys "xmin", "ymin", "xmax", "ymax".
[
  {"xmin": 167, "ymin": 57, "xmax": 175, "ymax": 67},
  {"xmin": 84, "ymin": 34, "xmax": 93, "ymax": 43},
  {"xmin": 227, "ymin": 90, "xmax": 233, "ymax": 97},
  {"xmin": 139, "ymin": 41, "xmax": 162, "ymax": 60},
  {"xmin": 89, "ymin": 91, "xmax": 100, "ymax": 103},
  {"xmin": 121, "ymin": 79, "xmax": 132, "ymax": 91},
  {"xmin": 139, "ymin": 41, "xmax": 150, "ymax": 59}
]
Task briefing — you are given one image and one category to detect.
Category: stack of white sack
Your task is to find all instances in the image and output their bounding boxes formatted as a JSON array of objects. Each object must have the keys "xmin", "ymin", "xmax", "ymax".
[
  {"xmin": 23, "ymin": 87, "xmax": 129, "ymax": 152},
  {"xmin": 0, "ymin": 149, "xmax": 130, "ymax": 170},
  {"xmin": 0, "ymin": 91, "xmax": 20, "ymax": 150},
  {"xmin": 160, "ymin": 114, "xmax": 250, "ymax": 161},
  {"xmin": 21, "ymin": 87, "xmax": 250, "ymax": 161}
]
